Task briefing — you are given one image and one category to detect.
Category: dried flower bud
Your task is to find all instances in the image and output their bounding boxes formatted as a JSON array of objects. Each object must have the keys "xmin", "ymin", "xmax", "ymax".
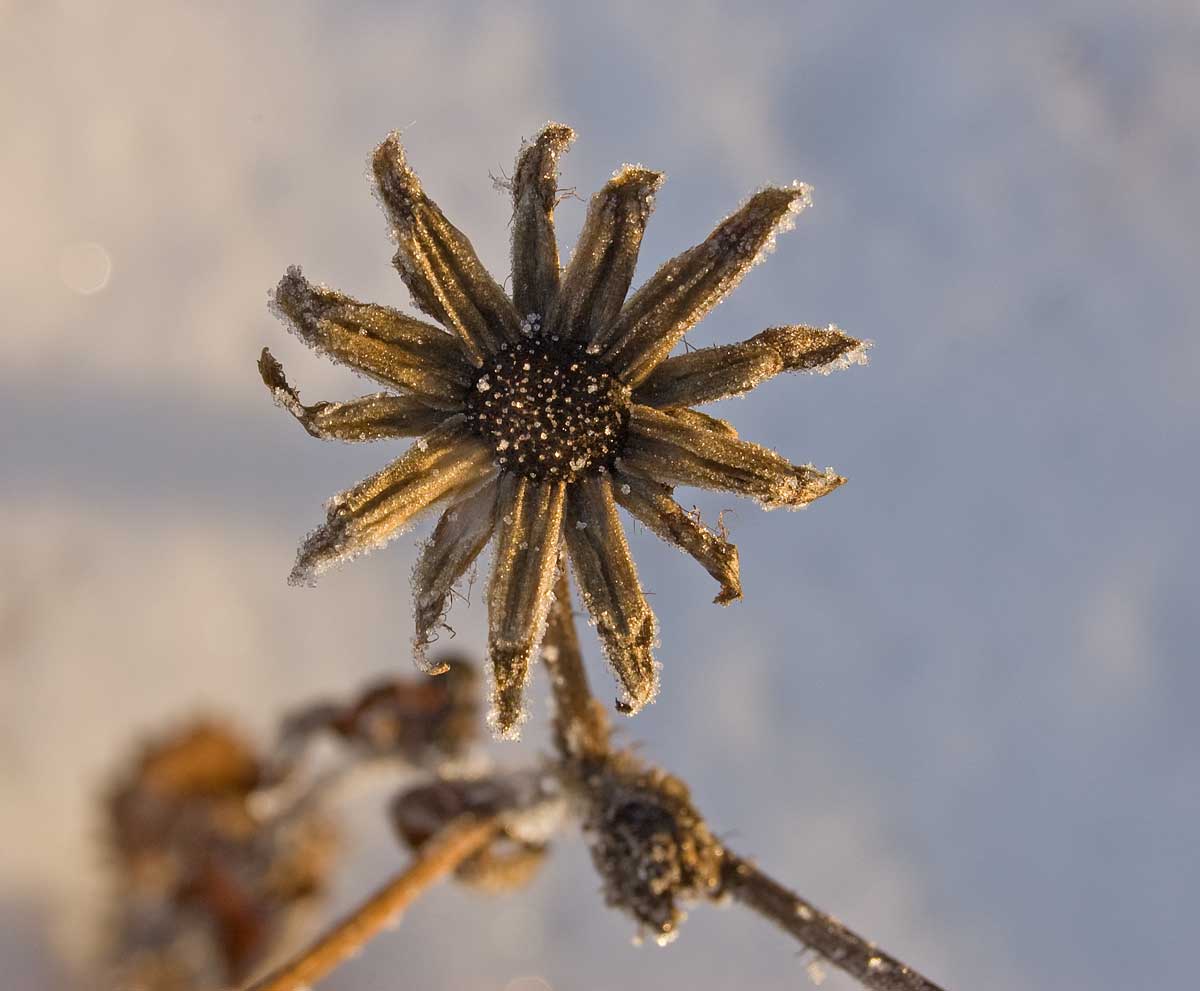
[
  {"xmin": 107, "ymin": 720, "xmax": 337, "ymax": 990},
  {"xmin": 579, "ymin": 755, "xmax": 723, "ymax": 945},
  {"xmin": 390, "ymin": 769, "xmax": 564, "ymax": 893},
  {"xmin": 279, "ymin": 658, "xmax": 481, "ymax": 770}
]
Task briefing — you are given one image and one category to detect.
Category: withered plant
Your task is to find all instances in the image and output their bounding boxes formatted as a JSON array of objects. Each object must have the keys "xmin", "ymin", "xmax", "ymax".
[{"xmin": 106, "ymin": 124, "xmax": 942, "ymax": 991}]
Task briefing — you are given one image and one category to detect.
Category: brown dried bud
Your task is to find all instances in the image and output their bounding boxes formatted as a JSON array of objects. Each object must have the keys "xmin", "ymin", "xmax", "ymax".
[
  {"xmin": 107, "ymin": 720, "xmax": 337, "ymax": 990},
  {"xmin": 278, "ymin": 658, "xmax": 481, "ymax": 771},
  {"xmin": 390, "ymin": 769, "xmax": 564, "ymax": 893},
  {"xmin": 580, "ymin": 755, "xmax": 724, "ymax": 945}
]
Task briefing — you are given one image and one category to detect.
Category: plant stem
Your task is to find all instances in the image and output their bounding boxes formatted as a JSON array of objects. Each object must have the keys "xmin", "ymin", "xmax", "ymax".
[
  {"xmin": 242, "ymin": 815, "xmax": 499, "ymax": 991},
  {"xmin": 721, "ymin": 854, "xmax": 946, "ymax": 991},
  {"xmin": 542, "ymin": 565, "xmax": 610, "ymax": 760}
]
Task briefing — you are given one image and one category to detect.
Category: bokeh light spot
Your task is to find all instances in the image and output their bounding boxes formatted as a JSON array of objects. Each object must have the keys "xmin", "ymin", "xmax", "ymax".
[{"xmin": 59, "ymin": 241, "xmax": 112, "ymax": 295}]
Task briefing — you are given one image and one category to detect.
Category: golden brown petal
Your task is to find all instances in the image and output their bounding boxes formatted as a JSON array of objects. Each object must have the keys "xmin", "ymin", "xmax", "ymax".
[
  {"xmin": 271, "ymin": 267, "xmax": 473, "ymax": 409},
  {"xmin": 511, "ymin": 122, "xmax": 576, "ymax": 319},
  {"xmin": 412, "ymin": 480, "xmax": 499, "ymax": 670},
  {"xmin": 372, "ymin": 132, "xmax": 522, "ymax": 360},
  {"xmin": 486, "ymin": 477, "xmax": 566, "ymax": 738},
  {"xmin": 635, "ymin": 324, "xmax": 867, "ymax": 409},
  {"xmin": 638, "ymin": 323, "xmax": 873, "ymax": 410},
  {"xmin": 750, "ymin": 324, "xmax": 871, "ymax": 373},
  {"xmin": 611, "ymin": 470, "xmax": 742, "ymax": 605},
  {"xmin": 258, "ymin": 348, "xmax": 450, "ymax": 441},
  {"xmin": 564, "ymin": 476, "xmax": 659, "ymax": 714},
  {"xmin": 635, "ymin": 341, "xmax": 781, "ymax": 409},
  {"xmin": 596, "ymin": 185, "xmax": 811, "ymax": 387},
  {"xmin": 620, "ymin": 404, "xmax": 844, "ymax": 510},
  {"xmin": 546, "ymin": 165, "xmax": 664, "ymax": 342},
  {"xmin": 290, "ymin": 416, "xmax": 494, "ymax": 585},
  {"xmin": 664, "ymin": 407, "xmax": 738, "ymax": 439}
]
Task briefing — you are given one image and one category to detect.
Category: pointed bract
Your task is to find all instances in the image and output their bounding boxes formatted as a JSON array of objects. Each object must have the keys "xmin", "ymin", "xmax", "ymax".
[
  {"xmin": 664, "ymin": 407, "xmax": 739, "ymax": 438},
  {"xmin": 565, "ymin": 477, "xmax": 659, "ymax": 714},
  {"xmin": 546, "ymin": 165, "xmax": 664, "ymax": 342},
  {"xmin": 258, "ymin": 348, "xmax": 451, "ymax": 441},
  {"xmin": 635, "ymin": 325, "xmax": 867, "ymax": 409},
  {"xmin": 486, "ymin": 478, "xmax": 566, "ymax": 737},
  {"xmin": 612, "ymin": 471, "xmax": 742, "ymax": 605},
  {"xmin": 291, "ymin": 416, "xmax": 494, "ymax": 585},
  {"xmin": 272, "ymin": 267, "xmax": 473, "ymax": 409},
  {"xmin": 749, "ymin": 324, "xmax": 870, "ymax": 374},
  {"xmin": 511, "ymin": 123, "xmax": 575, "ymax": 319},
  {"xmin": 621, "ymin": 404, "xmax": 843, "ymax": 510},
  {"xmin": 412, "ymin": 480, "xmax": 499, "ymax": 670},
  {"xmin": 635, "ymin": 340, "xmax": 782, "ymax": 409},
  {"xmin": 372, "ymin": 132, "xmax": 522, "ymax": 360},
  {"xmin": 597, "ymin": 185, "xmax": 811, "ymax": 387}
]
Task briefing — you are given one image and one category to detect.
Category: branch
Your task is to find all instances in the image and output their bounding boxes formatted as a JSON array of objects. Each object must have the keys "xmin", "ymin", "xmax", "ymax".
[
  {"xmin": 242, "ymin": 815, "xmax": 500, "ymax": 991},
  {"xmin": 721, "ymin": 854, "xmax": 946, "ymax": 991}
]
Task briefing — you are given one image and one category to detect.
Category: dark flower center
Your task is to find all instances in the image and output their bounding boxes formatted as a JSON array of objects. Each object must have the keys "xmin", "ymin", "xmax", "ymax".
[{"xmin": 465, "ymin": 336, "xmax": 628, "ymax": 483}]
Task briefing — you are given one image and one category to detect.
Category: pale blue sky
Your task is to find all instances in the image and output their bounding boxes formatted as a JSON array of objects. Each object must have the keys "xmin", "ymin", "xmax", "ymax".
[{"xmin": 2, "ymin": 2, "xmax": 1197, "ymax": 989}]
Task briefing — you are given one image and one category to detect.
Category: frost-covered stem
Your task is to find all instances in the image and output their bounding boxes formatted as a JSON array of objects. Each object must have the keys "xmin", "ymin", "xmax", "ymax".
[
  {"xmin": 543, "ymin": 565, "xmax": 610, "ymax": 759},
  {"xmin": 721, "ymin": 855, "xmax": 946, "ymax": 991},
  {"xmin": 243, "ymin": 815, "xmax": 499, "ymax": 991}
]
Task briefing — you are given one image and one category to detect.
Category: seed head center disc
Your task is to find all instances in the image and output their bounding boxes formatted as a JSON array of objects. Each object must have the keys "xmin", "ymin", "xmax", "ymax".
[{"xmin": 466, "ymin": 338, "xmax": 628, "ymax": 482}]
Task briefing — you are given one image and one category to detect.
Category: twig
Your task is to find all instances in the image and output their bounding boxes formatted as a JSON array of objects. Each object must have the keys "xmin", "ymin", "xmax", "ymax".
[
  {"xmin": 242, "ymin": 815, "xmax": 500, "ymax": 991},
  {"xmin": 542, "ymin": 564, "xmax": 610, "ymax": 760},
  {"xmin": 721, "ymin": 854, "xmax": 946, "ymax": 991}
]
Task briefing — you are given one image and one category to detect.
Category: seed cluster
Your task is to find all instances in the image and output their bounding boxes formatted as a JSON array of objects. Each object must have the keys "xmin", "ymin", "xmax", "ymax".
[
  {"xmin": 583, "ymin": 760, "xmax": 724, "ymax": 944},
  {"xmin": 466, "ymin": 336, "xmax": 628, "ymax": 482}
]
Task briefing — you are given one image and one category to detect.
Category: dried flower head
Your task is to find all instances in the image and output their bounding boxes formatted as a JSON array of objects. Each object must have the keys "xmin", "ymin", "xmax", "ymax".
[
  {"xmin": 261, "ymin": 123, "xmax": 866, "ymax": 737},
  {"xmin": 107, "ymin": 721, "xmax": 337, "ymax": 990},
  {"xmin": 577, "ymin": 752, "xmax": 724, "ymax": 945}
]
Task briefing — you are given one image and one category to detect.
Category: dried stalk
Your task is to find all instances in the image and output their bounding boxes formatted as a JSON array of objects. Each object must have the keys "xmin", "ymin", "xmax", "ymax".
[
  {"xmin": 721, "ymin": 855, "xmax": 945, "ymax": 991},
  {"xmin": 242, "ymin": 815, "xmax": 499, "ymax": 991},
  {"xmin": 542, "ymin": 566, "xmax": 946, "ymax": 990},
  {"xmin": 542, "ymin": 565, "xmax": 611, "ymax": 759}
]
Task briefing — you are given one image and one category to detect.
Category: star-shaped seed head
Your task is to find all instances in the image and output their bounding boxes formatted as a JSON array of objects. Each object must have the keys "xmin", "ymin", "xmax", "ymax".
[{"xmin": 260, "ymin": 123, "xmax": 867, "ymax": 737}]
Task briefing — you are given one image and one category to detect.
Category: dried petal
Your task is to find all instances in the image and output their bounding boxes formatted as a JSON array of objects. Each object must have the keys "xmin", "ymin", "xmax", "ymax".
[
  {"xmin": 272, "ymin": 267, "xmax": 472, "ymax": 409},
  {"xmin": 635, "ymin": 325, "xmax": 868, "ymax": 409},
  {"xmin": 597, "ymin": 185, "xmax": 811, "ymax": 387},
  {"xmin": 621, "ymin": 404, "xmax": 844, "ymax": 510},
  {"xmin": 546, "ymin": 165, "xmax": 664, "ymax": 342},
  {"xmin": 565, "ymin": 476, "xmax": 659, "ymax": 713},
  {"xmin": 486, "ymin": 477, "xmax": 566, "ymax": 737},
  {"xmin": 412, "ymin": 481, "xmax": 499, "ymax": 669},
  {"xmin": 372, "ymin": 132, "xmax": 521, "ymax": 359},
  {"xmin": 258, "ymin": 348, "xmax": 450, "ymax": 441},
  {"xmin": 634, "ymin": 340, "xmax": 783, "ymax": 409},
  {"xmin": 511, "ymin": 122, "xmax": 575, "ymax": 318},
  {"xmin": 750, "ymin": 323, "xmax": 870, "ymax": 373},
  {"xmin": 665, "ymin": 406, "xmax": 739, "ymax": 438},
  {"xmin": 291, "ymin": 416, "xmax": 494, "ymax": 584},
  {"xmin": 612, "ymin": 470, "xmax": 741, "ymax": 604}
]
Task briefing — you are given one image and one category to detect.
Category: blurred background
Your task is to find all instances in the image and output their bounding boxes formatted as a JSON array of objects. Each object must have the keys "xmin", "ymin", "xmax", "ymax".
[{"xmin": 3, "ymin": 1, "xmax": 1198, "ymax": 989}]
